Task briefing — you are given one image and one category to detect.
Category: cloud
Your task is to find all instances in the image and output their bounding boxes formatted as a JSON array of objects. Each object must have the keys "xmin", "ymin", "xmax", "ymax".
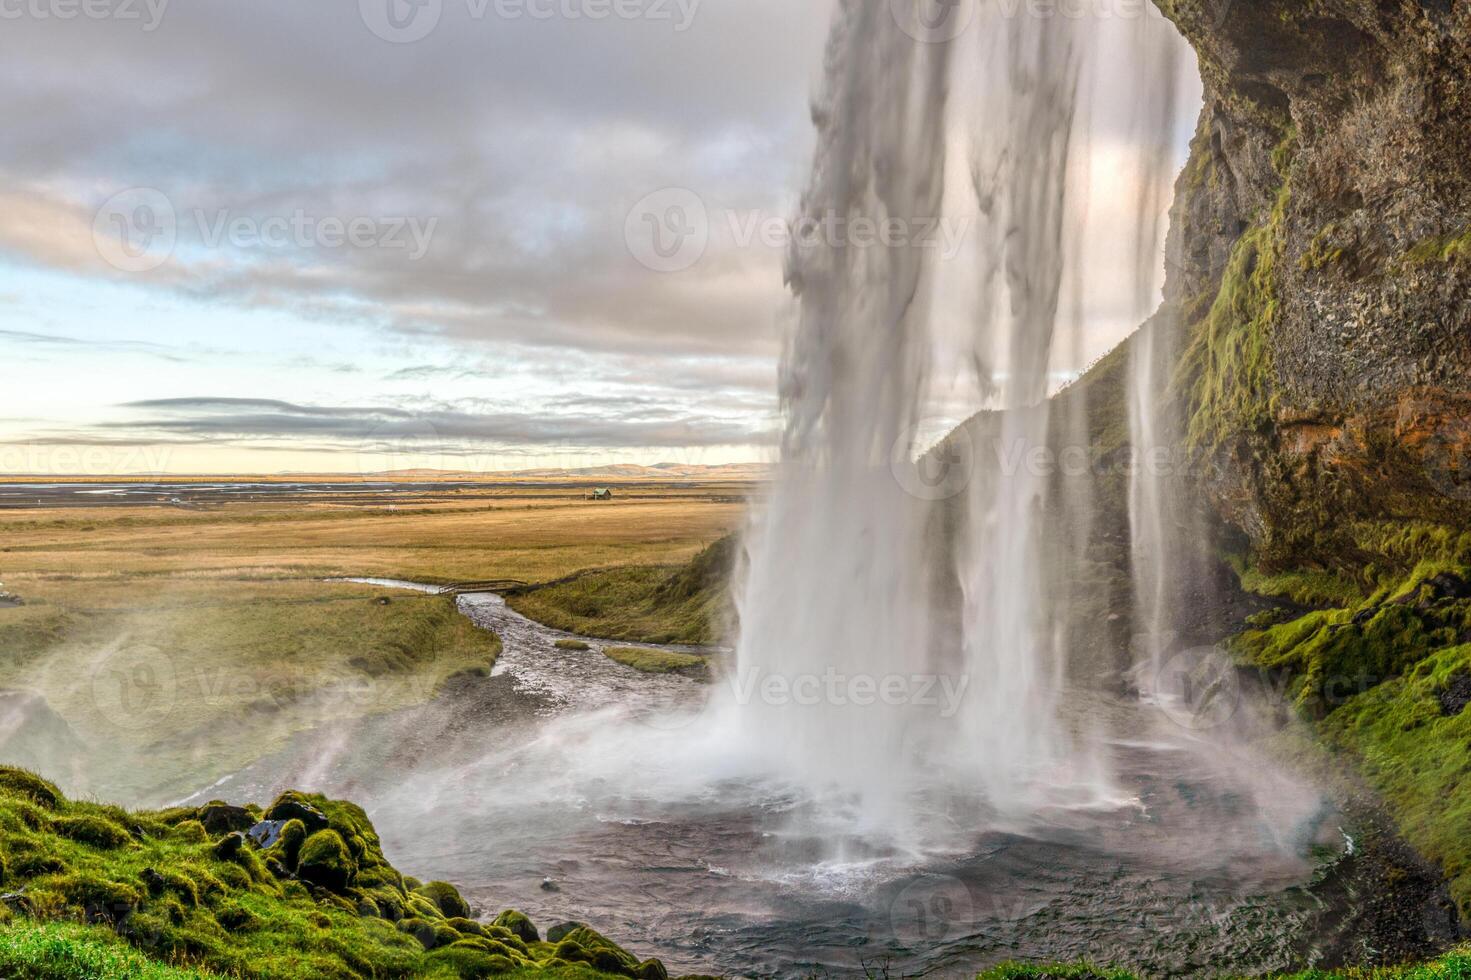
[
  {"xmin": 0, "ymin": 327, "xmax": 196, "ymax": 361},
  {"xmin": 107, "ymin": 395, "xmax": 776, "ymax": 451}
]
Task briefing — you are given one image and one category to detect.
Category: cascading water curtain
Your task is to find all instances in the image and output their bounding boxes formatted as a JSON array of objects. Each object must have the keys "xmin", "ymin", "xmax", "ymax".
[{"xmin": 731, "ymin": 0, "xmax": 1190, "ymax": 845}]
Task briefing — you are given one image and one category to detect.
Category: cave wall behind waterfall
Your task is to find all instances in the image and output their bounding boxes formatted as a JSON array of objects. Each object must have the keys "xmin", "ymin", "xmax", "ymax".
[{"xmin": 1157, "ymin": 0, "xmax": 1471, "ymax": 568}]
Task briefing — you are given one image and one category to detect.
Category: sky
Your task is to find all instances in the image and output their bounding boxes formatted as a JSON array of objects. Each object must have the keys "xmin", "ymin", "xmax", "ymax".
[{"xmin": 0, "ymin": 0, "xmax": 1200, "ymax": 476}]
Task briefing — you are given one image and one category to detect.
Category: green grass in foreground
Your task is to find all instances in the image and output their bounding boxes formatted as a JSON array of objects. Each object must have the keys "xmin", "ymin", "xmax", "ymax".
[
  {"xmin": 976, "ymin": 951, "xmax": 1471, "ymax": 979},
  {"xmin": 600, "ymin": 647, "xmax": 706, "ymax": 676},
  {"xmin": 507, "ymin": 537, "xmax": 735, "ymax": 645},
  {"xmin": 0, "ymin": 767, "xmax": 666, "ymax": 980}
]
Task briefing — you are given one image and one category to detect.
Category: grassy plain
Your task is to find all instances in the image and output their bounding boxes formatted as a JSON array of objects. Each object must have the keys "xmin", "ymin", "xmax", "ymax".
[{"xmin": 0, "ymin": 488, "xmax": 742, "ymax": 804}]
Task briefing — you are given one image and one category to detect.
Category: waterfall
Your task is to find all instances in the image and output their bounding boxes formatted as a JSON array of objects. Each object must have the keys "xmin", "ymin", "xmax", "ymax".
[{"xmin": 730, "ymin": 0, "xmax": 1190, "ymax": 843}]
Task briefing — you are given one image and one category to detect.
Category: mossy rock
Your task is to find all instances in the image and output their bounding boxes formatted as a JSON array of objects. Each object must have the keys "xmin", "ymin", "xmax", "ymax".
[
  {"xmin": 423, "ymin": 945, "xmax": 518, "ymax": 976},
  {"xmin": 263, "ymin": 792, "xmax": 330, "ymax": 834},
  {"xmin": 297, "ymin": 829, "xmax": 355, "ymax": 892},
  {"xmin": 0, "ymin": 767, "xmax": 63, "ymax": 809},
  {"xmin": 168, "ymin": 820, "xmax": 209, "ymax": 844},
  {"xmin": 198, "ymin": 802, "xmax": 254, "ymax": 837},
  {"xmin": 492, "ymin": 908, "xmax": 538, "ymax": 943},
  {"xmin": 53, "ymin": 814, "xmax": 133, "ymax": 850},
  {"xmin": 263, "ymin": 818, "xmax": 307, "ymax": 871},
  {"xmin": 416, "ymin": 880, "xmax": 471, "ymax": 919},
  {"xmin": 546, "ymin": 920, "xmax": 588, "ymax": 943}
]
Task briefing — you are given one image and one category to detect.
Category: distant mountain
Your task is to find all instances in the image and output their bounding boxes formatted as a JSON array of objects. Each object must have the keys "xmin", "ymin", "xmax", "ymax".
[{"xmin": 371, "ymin": 462, "xmax": 771, "ymax": 481}]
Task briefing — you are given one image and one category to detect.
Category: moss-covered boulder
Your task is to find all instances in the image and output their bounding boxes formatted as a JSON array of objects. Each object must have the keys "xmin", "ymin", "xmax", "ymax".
[
  {"xmin": 262, "ymin": 791, "xmax": 330, "ymax": 834},
  {"xmin": 198, "ymin": 802, "xmax": 253, "ymax": 837},
  {"xmin": 296, "ymin": 828, "xmax": 354, "ymax": 892},
  {"xmin": 416, "ymin": 879, "xmax": 471, "ymax": 919},
  {"xmin": 493, "ymin": 908, "xmax": 539, "ymax": 943},
  {"xmin": 0, "ymin": 767, "xmax": 63, "ymax": 809},
  {"xmin": 0, "ymin": 772, "xmax": 667, "ymax": 979}
]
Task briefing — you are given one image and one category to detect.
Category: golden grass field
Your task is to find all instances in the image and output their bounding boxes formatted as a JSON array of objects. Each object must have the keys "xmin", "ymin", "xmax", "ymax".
[{"xmin": 0, "ymin": 489, "xmax": 743, "ymax": 804}]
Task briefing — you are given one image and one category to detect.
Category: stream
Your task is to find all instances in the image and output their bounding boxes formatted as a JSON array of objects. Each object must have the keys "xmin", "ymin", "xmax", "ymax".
[{"xmin": 179, "ymin": 582, "xmax": 1364, "ymax": 979}]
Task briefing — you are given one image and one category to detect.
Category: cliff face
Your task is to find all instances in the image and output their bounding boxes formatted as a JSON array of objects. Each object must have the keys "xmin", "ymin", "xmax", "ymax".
[{"xmin": 1159, "ymin": 0, "xmax": 1471, "ymax": 570}]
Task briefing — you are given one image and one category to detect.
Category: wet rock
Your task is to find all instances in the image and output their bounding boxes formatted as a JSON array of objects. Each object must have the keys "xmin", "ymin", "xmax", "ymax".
[
  {"xmin": 1438, "ymin": 674, "xmax": 1471, "ymax": 717},
  {"xmin": 212, "ymin": 832, "xmax": 248, "ymax": 860},
  {"xmin": 139, "ymin": 868, "xmax": 167, "ymax": 895},
  {"xmin": 546, "ymin": 920, "xmax": 588, "ymax": 944},
  {"xmin": 246, "ymin": 819, "xmax": 288, "ymax": 849},
  {"xmin": 264, "ymin": 793, "xmax": 329, "ymax": 834},
  {"xmin": 200, "ymin": 802, "xmax": 254, "ymax": 837},
  {"xmin": 540, "ymin": 876, "xmax": 560, "ymax": 892}
]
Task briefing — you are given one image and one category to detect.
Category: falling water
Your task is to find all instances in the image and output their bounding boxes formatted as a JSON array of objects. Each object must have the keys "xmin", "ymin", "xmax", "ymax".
[{"xmin": 732, "ymin": 0, "xmax": 1190, "ymax": 840}]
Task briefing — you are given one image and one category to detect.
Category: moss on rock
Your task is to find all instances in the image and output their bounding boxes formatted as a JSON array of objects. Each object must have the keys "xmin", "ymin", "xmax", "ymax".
[
  {"xmin": 414, "ymin": 880, "xmax": 471, "ymax": 919},
  {"xmin": 297, "ymin": 829, "xmax": 355, "ymax": 893}
]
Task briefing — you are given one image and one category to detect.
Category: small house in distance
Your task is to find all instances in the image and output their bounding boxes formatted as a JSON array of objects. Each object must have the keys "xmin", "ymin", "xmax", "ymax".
[{"xmin": 588, "ymin": 488, "xmax": 614, "ymax": 501}]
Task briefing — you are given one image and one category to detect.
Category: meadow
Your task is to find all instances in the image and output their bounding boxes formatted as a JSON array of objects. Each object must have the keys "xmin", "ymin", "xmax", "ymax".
[{"xmin": 0, "ymin": 486, "xmax": 742, "ymax": 805}]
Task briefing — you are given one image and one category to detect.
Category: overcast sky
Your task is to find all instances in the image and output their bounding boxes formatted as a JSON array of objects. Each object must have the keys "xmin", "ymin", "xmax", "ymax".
[{"xmin": 0, "ymin": 0, "xmax": 1199, "ymax": 475}]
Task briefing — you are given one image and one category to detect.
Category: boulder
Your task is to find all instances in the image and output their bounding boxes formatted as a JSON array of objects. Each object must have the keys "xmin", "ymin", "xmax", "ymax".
[
  {"xmin": 493, "ymin": 908, "xmax": 539, "ymax": 943},
  {"xmin": 296, "ymin": 829, "xmax": 354, "ymax": 892},
  {"xmin": 415, "ymin": 880, "xmax": 471, "ymax": 919},
  {"xmin": 263, "ymin": 793, "xmax": 329, "ymax": 834},
  {"xmin": 200, "ymin": 803, "xmax": 254, "ymax": 837},
  {"xmin": 246, "ymin": 819, "xmax": 288, "ymax": 849}
]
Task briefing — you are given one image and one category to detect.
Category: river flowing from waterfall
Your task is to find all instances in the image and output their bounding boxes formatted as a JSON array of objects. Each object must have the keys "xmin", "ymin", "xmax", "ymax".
[{"xmin": 187, "ymin": 589, "xmax": 1347, "ymax": 978}]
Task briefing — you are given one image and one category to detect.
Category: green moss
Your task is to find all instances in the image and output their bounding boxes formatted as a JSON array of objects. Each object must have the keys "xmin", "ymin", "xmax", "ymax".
[
  {"xmin": 977, "ymin": 962, "xmax": 1138, "ymax": 980},
  {"xmin": 0, "ymin": 767, "xmax": 64, "ymax": 809},
  {"xmin": 52, "ymin": 814, "xmax": 135, "ymax": 851},
  {"xmin": 1299, "ymin": 222, "xmax": 1350, "ymax": 272},
  {"xmin": 976, "ymin": 950, "xmax": 1471, "ymax": 979},
  {"xmin": 297, "ymin": 829, "xmax": 355, "ymax": 893},
  {"xmin": 414, "ymin": 881, "xmax": 471, "ymax": 920},
  {"xmin": 1236, "ymin": 562, "xmax": 1365, "ymax": 608},
  {"xmin": 1177, "ymin": 183, "xmax": 1290, "ymax": 449},
  {"xmin": 1400, "ymin": 224, "xmax": 1471, "ymax": 268},
  {"xmin": 554, "ymin": 639, "xmax": 591, "ymax": 651},
  {"xmin": 600, "ymin": 647, "xmax": 707, "ymax": 677},
  {"xmin": 493, "ymin": 910, "xmax": 539, "ymax": 944},
  {"xmin": 507, "ymin": 536, "xmax": 735, "ymax": 645},
  {"xmin": 0, "ymin": 771, "xmax": 663, "ymax": 979}
]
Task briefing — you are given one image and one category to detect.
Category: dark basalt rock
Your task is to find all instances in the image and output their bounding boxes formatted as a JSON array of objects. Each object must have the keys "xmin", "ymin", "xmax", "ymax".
[
  {"xmin": 199, "ymin": 802, "xmax": 254, "ymax": 837},
  {"xmin": 247, "ymin": 819, "xmax": 288, "ymax": 849},
  {"xmin": 211, "ymin": 832, "xmax": 247, "ymax": 860},
  {"xmin": 546, "ymin": 920, "xmax": 588, "ymax": 944},
  {"xmin": 1438, "ymin": 674, "xmax": 1471, "ymax": 717},
  {"xmin": 264, "ymin": 793, "xmax": 329, "ymax": 834}
]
